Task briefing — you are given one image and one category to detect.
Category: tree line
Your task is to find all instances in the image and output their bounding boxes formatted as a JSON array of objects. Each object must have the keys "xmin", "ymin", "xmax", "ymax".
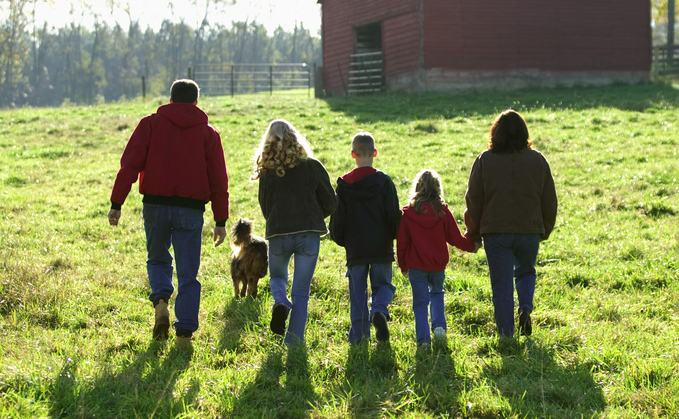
[{"xmin": 0, "ymin": 1, "xmax": 320, "ymax": 107}]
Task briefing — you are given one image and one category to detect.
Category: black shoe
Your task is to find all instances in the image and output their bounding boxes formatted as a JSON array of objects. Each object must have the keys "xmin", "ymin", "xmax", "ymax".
[
  {"xmin": 270, "ymin": 304, "xmax": 289, "ymax": 336},
  {"xmin": 518, "ymin": 307, "xmax": 532, "ymax": 336},
  {"xmin": 371, "ymin": 312, "xmax": 390, "ymax": 342}
]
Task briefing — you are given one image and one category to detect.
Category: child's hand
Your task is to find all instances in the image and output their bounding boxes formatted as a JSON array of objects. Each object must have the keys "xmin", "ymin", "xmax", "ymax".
[
  {"xmin": 473, "ymin": 242, "xmax": 482, "ymax": 253},
  {"xmin": 403, "ymin": 270, "xmax": 409, "ymax": 278}
]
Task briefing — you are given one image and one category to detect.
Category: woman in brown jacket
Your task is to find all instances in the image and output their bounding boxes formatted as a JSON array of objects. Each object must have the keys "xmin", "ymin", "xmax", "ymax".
[{"xmin": 464, "ymin": 110, "xmax": 558, "ymax": 338}]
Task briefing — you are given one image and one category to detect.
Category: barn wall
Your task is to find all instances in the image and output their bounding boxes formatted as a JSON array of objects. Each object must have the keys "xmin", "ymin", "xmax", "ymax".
[
  {"xmin": 320, "ymin": 0, "xmax": 421, "ymax": 94},
  {"xmin": 419, "ymin": 0, "xmax": 651, "ymax": 90},
  {"xmin": 320, "ymin": 0, "xmax": 651, "ymax": 94}
]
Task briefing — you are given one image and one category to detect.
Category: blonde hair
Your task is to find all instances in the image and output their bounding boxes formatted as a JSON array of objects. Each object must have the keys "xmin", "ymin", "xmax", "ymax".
[
  {"xmin": 252, "ymin": 119, "xmax": 313, "ymax": 179},
  {"xmin": 408, "ymin": 169, "xmax": 446, "ymax": 218}
]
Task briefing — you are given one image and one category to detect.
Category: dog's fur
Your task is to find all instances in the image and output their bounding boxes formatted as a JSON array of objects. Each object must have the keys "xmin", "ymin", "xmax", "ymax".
[{"xmin": 230, "ymin": 218, "xmax": 268, "ymax": 298}]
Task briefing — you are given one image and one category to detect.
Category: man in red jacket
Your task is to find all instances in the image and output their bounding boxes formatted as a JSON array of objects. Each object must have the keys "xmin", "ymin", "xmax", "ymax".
[{"xmin": 108, "ymin": 79, "xmax": 229, "ymax": 347}]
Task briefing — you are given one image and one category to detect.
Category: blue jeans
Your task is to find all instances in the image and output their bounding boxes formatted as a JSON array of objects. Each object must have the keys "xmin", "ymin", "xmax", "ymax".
[
  {"xmin": 409, "ymin": 269, "xmax": 446, "ymax": 345},
  {"xmin": 346, "ymin": 263, "xmax": 396, "ymax": 344},
  {"xmin": 143, "ymin": 204, "xmax": 204, "ymax": 333},
  {"xmin": 483, "ymin": 233, "xmax": 540, "ymax": 338},
  {"xmin": 268, "ymin": 233, "xmax": 321, "ymax": 345}
]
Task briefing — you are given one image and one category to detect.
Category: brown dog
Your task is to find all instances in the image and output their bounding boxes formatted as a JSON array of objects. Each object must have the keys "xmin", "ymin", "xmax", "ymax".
[{"xmin": 230, "ymin": 218, "xmax": 268, "ymax": 298}]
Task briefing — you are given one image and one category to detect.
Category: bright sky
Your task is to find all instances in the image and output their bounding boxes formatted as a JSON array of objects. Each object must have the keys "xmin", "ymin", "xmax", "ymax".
[{"xmin": 32, "ymin": 0, "xmax": 322, "ymax": 35}]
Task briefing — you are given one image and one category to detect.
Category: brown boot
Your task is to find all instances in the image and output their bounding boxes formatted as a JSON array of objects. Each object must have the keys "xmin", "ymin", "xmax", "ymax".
[{"xmin": 153, "ymin": 299, "xmax": 170, "ymax": 340}]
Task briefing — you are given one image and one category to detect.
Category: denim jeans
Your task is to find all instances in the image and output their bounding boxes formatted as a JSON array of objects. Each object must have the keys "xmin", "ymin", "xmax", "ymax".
[
  {"xmin": 483, "ymin": 233, "xmax": 540, "ymax": 338},
  {"xmin": 143, "ymin": 204, "xmax": 204, "ymax": 333},
  {"xmin": 409, "ymin": 268, "xmax": 446, "ymax": 345},
  {"xmin": 346, "ymin": 263, "xmax": 395, "ymax": 344},
  {"xmin": 268, "ymin": 232, "xmax": 321, "ymax": 345}
]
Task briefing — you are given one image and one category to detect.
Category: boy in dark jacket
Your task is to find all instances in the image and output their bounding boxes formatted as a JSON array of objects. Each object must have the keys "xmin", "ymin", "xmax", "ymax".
[
  {"xmin": 330, "ymin": 133, "xmax": 401, "ymax": 344},
  {"xmin": 108, "ymin": 79, "xmax": 229, "ymax": 348}
]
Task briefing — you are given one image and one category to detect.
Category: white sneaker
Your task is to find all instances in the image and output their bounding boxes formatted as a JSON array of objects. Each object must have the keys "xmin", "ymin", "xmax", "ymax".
[{"xmin": 434, "ymin": 327, "xmax": 446, "ymax": 339}]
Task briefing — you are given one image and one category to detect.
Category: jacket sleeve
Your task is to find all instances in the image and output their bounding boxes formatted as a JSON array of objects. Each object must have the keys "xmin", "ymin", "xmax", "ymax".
[
  {"xmin": 110, "ymin": 117, "xmax": 151, "ymax": 206},
  {"xmin": 464, "ymin": 155, "xmax": 484, "ymax": 243},
  {"xmin": 383, "ymin": 176, "xmax": 402, "ymax": 240},
  {"xmin": 445, "ymin": 207, "xmax": 476, "ymax": 253},
  {"xmin": 396, "ymin": 215, "xmax": 409, "ymax": 274},
  {"xmin": 329, "ymin": 184, "xmax": 346, "ymax": 246},
  {"xmin": 258, "ymin": 173, "xmax": 268, "ymax": 219},
  {"xmin": 540, "ymin": 158, "xmax": 558, "ymax": 241},
  {"xmin": 314, "ymin": 160, "xmax": 338, "ymax": 218},
  {"xmin": 206, "ymin": 130, "xmax": 229, "ymax": 222}
]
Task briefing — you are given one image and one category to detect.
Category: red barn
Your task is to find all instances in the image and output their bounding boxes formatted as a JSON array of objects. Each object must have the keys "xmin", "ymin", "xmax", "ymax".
[{"xmin": 318, "ymin": 0, "xmax": 651, "ymax": 94}]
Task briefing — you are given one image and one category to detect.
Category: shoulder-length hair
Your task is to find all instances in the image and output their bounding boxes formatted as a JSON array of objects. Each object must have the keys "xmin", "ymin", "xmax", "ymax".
[
  {"xmin": 252, "ymin": 119, "xmax": 313, "ymax": 180},
  {"xmin": 487, "ymin": 110, "xmax": 532, "ymax": 153},
  {"xmin": 408, "ymin": 169, "xmax": 446, "ymax": 218}
]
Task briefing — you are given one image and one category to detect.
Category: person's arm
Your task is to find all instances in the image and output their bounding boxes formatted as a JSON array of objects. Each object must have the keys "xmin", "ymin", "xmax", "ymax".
[
  {"xmin": 464, "ymin": 155, "xmax": 484, "ymax": 243},
  {"xmin": 109, "ymin": 117, "xmax": 152, "ymax": 225},
  {"xmin": 383, "ymin": 176, "xmax": 402, "ymax": 240},
  {"xmin": 257, "ymin": 172, "xmax": 268, "ymax": 219},
  {"xmin": 314, "ymin": 161, "xmax": 338, "ymax": 218},
  {"xmin": 445, "ymin": 207, "xmax": 477, "ymax": 253},
  {"xmin": 329, "ymin": 186, "xmax": 346, "ymax": 246},
  {"xmin": 540, "ymin": 158, "xmax": 558, "ymax": 241},
  {"xmin": 396, "ymin": 216, "xmax": 409, "ymax": 275},
  {"xmin": 205, "ymin": 131, "xmax": 229, "ymax": 225}
]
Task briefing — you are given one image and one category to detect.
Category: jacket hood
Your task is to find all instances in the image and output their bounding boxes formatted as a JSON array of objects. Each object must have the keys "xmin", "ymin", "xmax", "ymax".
[
  {"xmin": 341, "ymin": 166, "xmax": 377, "ymax": 184},
  {"xmin": 337, "ymin": 171, "xmax": 386, "ymax": 201},
  {"xmin": 402, "ymin": 203, "xmax": 446, "ymax": 229},
  {"xmin": 157, "ymin": 103, "xmax": 208, "ymax": 129}
]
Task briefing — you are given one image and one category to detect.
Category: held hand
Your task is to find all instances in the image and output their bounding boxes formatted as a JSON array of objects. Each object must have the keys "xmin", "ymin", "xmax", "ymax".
[
  {"xmin": 473, "ymin": 242, "xmax": 482, "ymax": 253},
  {"xmin": 108, "ymin": 209, "xmax": 121, "ymax": 226},
  {"xmin": 213, "ymin": 226, "xmax": 227, "ymax": 247},
  {"xmin": 403, "ymin": 270, "xmax": 409, "ymax": 279}
]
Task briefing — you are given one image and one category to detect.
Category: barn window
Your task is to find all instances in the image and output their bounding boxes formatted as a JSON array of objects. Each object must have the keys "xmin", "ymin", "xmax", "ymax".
[{"xmin": 353, "ymin": 22, "xmax": 382, "ymax": 54}]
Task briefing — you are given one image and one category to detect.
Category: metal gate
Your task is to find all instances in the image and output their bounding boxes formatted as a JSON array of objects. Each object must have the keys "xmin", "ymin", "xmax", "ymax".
[
  {"xmin": 347, "ymin": 52, "xmax": 384, "ymax": 95},
  {"xmin": 192, "ymin": 63, "xmax": 312, "ymax": 97},
  {"xmin": 653, "ymin": 45, "xmax": 679, "ymax": 77}
]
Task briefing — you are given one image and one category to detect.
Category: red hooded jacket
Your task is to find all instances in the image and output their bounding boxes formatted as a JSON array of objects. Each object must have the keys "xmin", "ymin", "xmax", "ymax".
[
  {"xmin": 110, "ymin": 103, "xmax": 229, "ymax": 222},
  {"xmin": 397, "ymin": 202, "xmax": 475, "ymax": 274}
]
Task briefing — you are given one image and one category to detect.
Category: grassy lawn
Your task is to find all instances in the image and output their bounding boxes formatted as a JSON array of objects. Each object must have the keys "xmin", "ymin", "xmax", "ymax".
[{"xmin": 0, "ymin": 83, "xmax": 678, "ymax": 418}]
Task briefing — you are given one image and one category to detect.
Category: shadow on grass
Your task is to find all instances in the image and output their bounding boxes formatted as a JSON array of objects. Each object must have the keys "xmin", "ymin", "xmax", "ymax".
[
  {"xmin": 218, "ymin": 295, "xmax": 266, "ymax": 353},
  {"xmin": 410, "ymin": 339, "xmax": 461, "ymax": 417},
  {"xmin": 227, "ymin": 342, "xmax": 316, "ymax": 417},
  {"xmin": 48, "ymin": 339, "xmax": 197, "ymax": 418},
  {"xmin": 482, "ymin": 338, "xmax": 606, "ymax": 417},
  {"xmin": 341, "ymin": 341, "xmax": 400, "ymax": 418},
  {"xmin": 321, "ymin": 83, "xmax": 679, "ymax": 123}
]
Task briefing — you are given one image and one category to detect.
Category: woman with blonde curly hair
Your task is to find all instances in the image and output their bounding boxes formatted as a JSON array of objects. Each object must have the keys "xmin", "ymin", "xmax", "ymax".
[{"xmin": 253, "ymin": 119, "xmax": 337, "ymax": 345}]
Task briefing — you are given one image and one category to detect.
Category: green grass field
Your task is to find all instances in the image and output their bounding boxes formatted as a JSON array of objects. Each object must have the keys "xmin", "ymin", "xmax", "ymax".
[{"xmin": 1, "ymin": 83, "xmax": 678, "ymax": 418}]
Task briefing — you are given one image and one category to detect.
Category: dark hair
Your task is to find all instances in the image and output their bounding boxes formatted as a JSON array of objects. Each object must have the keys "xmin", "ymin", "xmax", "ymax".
[
  {"xmin": 170, "ymin": 79, "xmax": 200, "ymax": 103},
  {"xmin": 487, "ymin": 110, "xmax": 532, "ymax": 153}
]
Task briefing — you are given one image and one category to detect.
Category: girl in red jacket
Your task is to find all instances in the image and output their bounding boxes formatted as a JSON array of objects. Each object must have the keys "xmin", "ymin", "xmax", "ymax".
[{"xmin": 397, "ymin": 170, "xmax": 478, "ymax": 348}]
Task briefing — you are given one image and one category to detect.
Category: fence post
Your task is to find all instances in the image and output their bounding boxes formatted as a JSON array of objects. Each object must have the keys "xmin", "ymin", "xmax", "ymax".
[
  {"xmin": 142, "ymin": 76, "xmax": 146, "ymax": 99},
  {"xmin": 307, "ymin": 64, "xmax": 311, "ymax": 98},
  {"xmin": 270, "ymin": 65, "xmax": 273, "ymax": 96},
  {"xmin": 231, "ymin": 65, "xmax": 234, "ymax": 97},
  {"xmin": 187, "ymin": 67, "xmax": 192, "ymax": 80}
]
